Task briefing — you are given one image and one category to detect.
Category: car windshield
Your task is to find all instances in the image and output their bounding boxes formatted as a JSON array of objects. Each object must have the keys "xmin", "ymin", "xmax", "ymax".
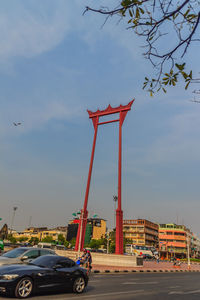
[
  {"xmin": 30, "ymin": 255, "xmax": 58, "ymax": 268},
  {"xmin": 2, "ymin": 248, "xmax": 27, "ymax": 258}
]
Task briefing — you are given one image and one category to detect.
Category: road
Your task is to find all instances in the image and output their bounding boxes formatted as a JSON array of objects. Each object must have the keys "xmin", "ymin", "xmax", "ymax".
[{"xmin": 1, "ymin": 272, "xmax": 200, "ymax": 299}]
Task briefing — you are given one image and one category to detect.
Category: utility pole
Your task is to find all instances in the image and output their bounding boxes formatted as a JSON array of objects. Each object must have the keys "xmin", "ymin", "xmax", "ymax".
[
  {"xmin": 10, "ymin": 206, "xmax": 18, "ymax": 235},
  {"xmin": 113, "ymin": 196, "xmax": 118, "ymax": 229},
  {"xmin": 106, "ymin": 230, "xmax": 111, "ymax": 254},
  {"xmin": 187, "ymin": 231, "xmax": 191, "ymax": 269}
]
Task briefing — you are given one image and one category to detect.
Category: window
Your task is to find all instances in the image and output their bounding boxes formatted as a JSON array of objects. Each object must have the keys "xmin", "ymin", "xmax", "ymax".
[
  {"xmin": 40, "ymin": 249, "xmax": 53, "ymax": 256},
  {"xmin": 2, "ymin": 248, "xmax": 27, "ymax": 258},
  {"xmin": 25, "ymin": 250, "xmax": 40, "ymax": 259},
  {"xmin": 58, "ymin": 259, "xmax": 75, "ymax": 268}
]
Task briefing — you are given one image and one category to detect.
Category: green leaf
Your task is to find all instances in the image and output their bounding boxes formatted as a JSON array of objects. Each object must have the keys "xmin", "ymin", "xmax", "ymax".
[
  {"xmin": 184, "ymin": 9, "xmax": 190, "ymax": 17},
  {"xmin": 175, "ymin": 63, "xmax": 185, "ymax": 71},
  {"xmin": 185, "ymin": 81, "xmax": 190, "ymax": 90},
  {"xmin": 181, "ymin": 71, "xmax": 188, "ymax": 80},
  {"xmin": 135, "ymin": 7, "xmax": 140, "ymax": 18},
  {"xmin": 139, "ymin": 7, "xmax": 144, "ymax": 14}
]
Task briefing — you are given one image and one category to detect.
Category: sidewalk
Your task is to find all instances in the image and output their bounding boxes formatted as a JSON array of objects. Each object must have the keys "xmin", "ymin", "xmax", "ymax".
[{"xmin": 92, "ymin": 260, "xmax": 200, "ymax": 273}]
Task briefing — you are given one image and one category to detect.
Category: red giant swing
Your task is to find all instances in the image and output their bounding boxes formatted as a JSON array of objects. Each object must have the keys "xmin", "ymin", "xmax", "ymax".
[{"xmin": 75, "ymin": 100, "xmax": 134, "ymax": 255}]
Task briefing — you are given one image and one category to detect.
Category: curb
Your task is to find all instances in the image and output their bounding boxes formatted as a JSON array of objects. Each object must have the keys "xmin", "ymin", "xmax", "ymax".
[{"xmin": 92, "ymin": 269, "xmax": 200, "ymax": 274}]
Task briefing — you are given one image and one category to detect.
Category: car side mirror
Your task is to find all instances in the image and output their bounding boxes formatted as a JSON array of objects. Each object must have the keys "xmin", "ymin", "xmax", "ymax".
[
  {"xmin": 21, "ymin": 255, "xmax": 28, "ymax": 261},
  {"xmin": 53, "ymin": 264, "xmax": 62, "ymax": 269}
]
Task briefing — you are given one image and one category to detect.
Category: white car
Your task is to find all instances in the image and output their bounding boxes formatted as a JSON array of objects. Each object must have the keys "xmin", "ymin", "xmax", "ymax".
[{"xmin": 0, "ymin": 247, "xmax": 55, "ymax": 266}]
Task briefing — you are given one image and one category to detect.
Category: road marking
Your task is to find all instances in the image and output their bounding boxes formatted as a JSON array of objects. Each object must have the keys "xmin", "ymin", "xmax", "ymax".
[
  {"xmin": 66, "ymin": 289, "xmax": 145, "ymax": 299},
  {"xmin": 169, "ymin": 289, "xmax": 200, "ymax": 295},
  {"xmin": 123, "ymin": 281, "xmax": 158, "ymax": 285},
  {"xmin": 169, "ymin": 286, "xmax": 181, "ymax": 289}
]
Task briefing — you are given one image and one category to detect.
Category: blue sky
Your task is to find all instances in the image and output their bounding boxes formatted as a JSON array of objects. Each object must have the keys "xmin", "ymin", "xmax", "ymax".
[{"xmin": 0, "ymin": 0, "xmax": 200, "ymax": 234}]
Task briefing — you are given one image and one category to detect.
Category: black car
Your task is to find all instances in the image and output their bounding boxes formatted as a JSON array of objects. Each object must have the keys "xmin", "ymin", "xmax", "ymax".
[{"xmin": 0, "ymin": 255, "xmax": 88, "ymax": 298}]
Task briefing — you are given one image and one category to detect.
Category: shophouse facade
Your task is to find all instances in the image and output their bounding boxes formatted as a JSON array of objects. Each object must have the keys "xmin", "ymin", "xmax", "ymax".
[
  {"xmin": 159, "ymin": 223, "xmax": 188, "ymax": 259},
  {"xmin": 13, "ymin": 226, "xmax": 68, "ymax": 242},
  {"xmin": 123, "ymin": 219, "xmax": 159, "ymax": 248}
]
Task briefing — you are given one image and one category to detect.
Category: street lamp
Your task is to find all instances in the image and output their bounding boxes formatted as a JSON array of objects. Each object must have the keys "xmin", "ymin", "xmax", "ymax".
[
  {"xmin": 72, "ymin": 211, "xmax": 83, "ymax": 258},
  {"xmin": 106, "ymin": 230, "xmax": 111, "ymax": 254},
  {"xmin": 10, "ymin": 206, "xmax": 18, "ymax": 235},
  {"xmin": 186, "ymin": 231, "xmax": 191, "ymax": 269},
  {"xmin": 113, "ymin": 196, "xmax": 118, "ymax": 228}
]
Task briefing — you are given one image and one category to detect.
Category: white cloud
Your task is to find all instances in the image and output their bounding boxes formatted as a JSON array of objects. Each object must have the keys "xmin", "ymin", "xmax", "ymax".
[
  {"xmin": 0, "ymin": 98, "xmax": 84, "ymax": 137},
  {"xmin": 145, "ymin": 106, "xmax": 200, "ymax": 164},
  {"xmin": 0, "ymin": 0, "xmax": 70, "ymax": 60}
]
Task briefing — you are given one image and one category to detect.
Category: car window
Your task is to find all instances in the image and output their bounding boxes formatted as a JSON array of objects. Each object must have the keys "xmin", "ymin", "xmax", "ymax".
[
  {"xmin": 31, "ymin": 255, "xmax": 59, "ymax": 268},
  {"xmin": 24, "ymin": 250, "xmax": 40, "ymax": 259},
  {"xmin": 40, "ymin": 249, "xmax": 53, "ymax": 256},
  {"xmin": 58, "ymin": 259, "xmax": 76, "ymax": 268},
  {"xmin": 2, "ymin": 248, "xmax": 27, "ymax": 258}
]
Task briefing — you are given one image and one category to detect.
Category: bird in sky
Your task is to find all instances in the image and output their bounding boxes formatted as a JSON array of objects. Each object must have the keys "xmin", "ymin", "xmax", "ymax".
[{"xmin": 13, "ymin": 122, "xmax": 22, "ymax": 126}]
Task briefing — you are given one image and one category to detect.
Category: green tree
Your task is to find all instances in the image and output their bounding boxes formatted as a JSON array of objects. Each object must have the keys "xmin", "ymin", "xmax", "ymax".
[
  {"xmin": 64, "ymin": 240, "xmax": 69, "ymax": 248},
  {"xmin": 85, "ymin": 1, "xmax": 200, "ymax": 95},
  {"xmin": 7, "ymin": 234, "xmax": 17, "ymax": 244},
  {"xmin": 57, "ymin": 234, "xmax": 65, "ymax": 245},
  {"xmin": 89, "ymin": 239, "xmax": 102, "ymax": 249},
  {"xmin": 69, "ymin": 237, "xmax": 76, "ymax": 248},
  {"xmin": 29, "ymin": 237, "xmax": 39, "ymax": 245},
  {"xmin": 41, "ymin": 236, "xmax": 53, "ymax": 243},
  {"xmin": 18, "ymin": 237, "xmax": 29, "ymax": 243}
]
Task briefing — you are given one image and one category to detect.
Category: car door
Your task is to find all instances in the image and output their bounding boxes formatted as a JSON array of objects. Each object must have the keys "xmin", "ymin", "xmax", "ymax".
[
  {"xmin": 35, "ymin": 267, "xmax": 62, "ymax": 290},
  {"xmin": 52, "ymin": 258, "xmax": 77, "ymax": 289}
]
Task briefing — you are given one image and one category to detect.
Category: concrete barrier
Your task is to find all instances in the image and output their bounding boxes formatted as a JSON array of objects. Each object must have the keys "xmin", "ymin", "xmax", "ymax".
[{"xmin": 55, "ymin": 250, "xmax": 142, "ymax": 267}]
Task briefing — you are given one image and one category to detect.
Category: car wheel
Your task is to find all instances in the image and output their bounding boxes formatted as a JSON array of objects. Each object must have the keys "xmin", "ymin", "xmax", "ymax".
[
  {"xmin": 15, "ymin": 277, "xmax": 33, "ymax": 298},
  {"xmin": 73, "ymin": 276, "xmax": 85, "ymax": 293}
]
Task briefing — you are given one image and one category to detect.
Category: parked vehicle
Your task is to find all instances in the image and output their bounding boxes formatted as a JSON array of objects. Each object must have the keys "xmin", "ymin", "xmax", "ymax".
[
  {"xmin": 0, "ymin": 247, "xmax": 55, "ymax": 266},
  {"xmin": 125, "ymin": 244, "xmax": 156, "ymax": 256},
  {"xmin": 0, "ymin": 240, "xmax": 4, "ymax": 251},
  {"xmin": 142, "ymin": 254, "xmax": 155, "ymax": 260},
  {"xmin": 0, "ymin": 254, "xmax": 88, "ymax": 298},
  {"xmin": 37, "ymin": 242, "xmax": 53, "ymax": 249}
]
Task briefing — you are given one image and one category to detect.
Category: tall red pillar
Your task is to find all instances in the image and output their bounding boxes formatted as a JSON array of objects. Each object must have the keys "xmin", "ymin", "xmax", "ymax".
[
  {"xmin": 115, "ymin": 111, "xmax": 124, "ymax": 254},
  {"xmin": 75, "ymin": 100, "xmax": 134, "ymax": 254},
  {"xmin": 75, "ymin": 116, "xmax": 98, "ymax": 252}
]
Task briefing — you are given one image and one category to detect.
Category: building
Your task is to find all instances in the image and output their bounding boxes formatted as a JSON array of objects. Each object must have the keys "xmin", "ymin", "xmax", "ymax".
[
  {"xmin": 67, "ymin": 218, "xmax": 107, "ymax": 245},
  {"xmin": 159, "ymin": 223, "xmax": 188, "ymax": 259},
  {"xmin": 191, "ymin": 233, "xmax": 200, "ymax": 258},
  {"xmin": 123, "ymin": 219, "xmax": 159, "ymax": 247},
  {"xmin": 12, "ymin": 226, "xmax": 67, "ymax": 241},
  {"xmin": 40, "ymin": 228, "xmax": 67, "ymax": 241}
]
